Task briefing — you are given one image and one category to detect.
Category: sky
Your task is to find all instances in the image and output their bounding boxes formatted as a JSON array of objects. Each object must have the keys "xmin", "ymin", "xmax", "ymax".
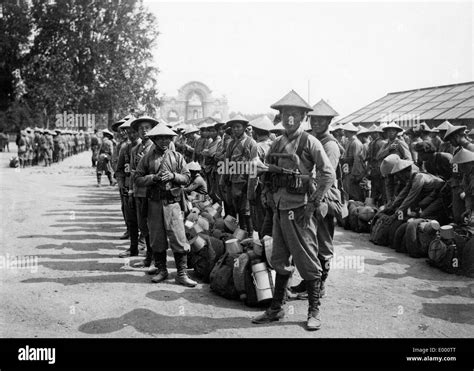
[{"xmin": 143, "ymin": 0, "xmax": 473, "ymax": 119}]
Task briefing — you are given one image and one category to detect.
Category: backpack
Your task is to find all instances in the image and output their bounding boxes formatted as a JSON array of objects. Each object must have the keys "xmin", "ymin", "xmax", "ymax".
[
  {"xmin": 191, "ymin": 234, "xmax": 225, "ymax": 283},
  {"xmin": 461, "ymin": 237, "xmax": 474, "ymax": 277},
  {"xmin": 392, "ymin": 222, "xmax": 408, "ymax": 253},
  {"xmin": 345, "ymin": 200, "xmax": 364, "ymax": 231},
  {"xmin": 405, "ymin": 218, "xmax": 428, "ymax": 258},
  {"xmin": 428, "ymin": 238, "xmax": 461, "ymax": 274},
  {"xmin": 387, "ymin": 219, "xmax": 406, "ymax": 249},
  {"xmin": 369, "ymin": 214, "xmax": 392, "ymax": 246},
  {"xmin": 210, "ymin": 252, "xmax": 239, "ymax": 300}
]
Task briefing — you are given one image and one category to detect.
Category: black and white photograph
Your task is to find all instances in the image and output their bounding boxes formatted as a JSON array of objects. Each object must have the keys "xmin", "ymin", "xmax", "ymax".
[{"xmin": 0, "ymin": 0, "xmax": 473, "ymax": 368}]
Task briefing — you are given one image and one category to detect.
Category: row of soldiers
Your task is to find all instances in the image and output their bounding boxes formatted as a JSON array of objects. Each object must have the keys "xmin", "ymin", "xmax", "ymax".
[
  {"xmin": 105, "ymin": 90, "xmax": 472, "ymax": 332},
  {"xmin": 16, "ymin": 127, "xmax": 91, "ymax": 167}
]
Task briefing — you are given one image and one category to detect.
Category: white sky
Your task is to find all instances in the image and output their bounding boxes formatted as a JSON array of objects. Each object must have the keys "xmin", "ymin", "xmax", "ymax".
[{"xmin": 144, "ymin": 0, "xmax": 473, "ymax": 119}]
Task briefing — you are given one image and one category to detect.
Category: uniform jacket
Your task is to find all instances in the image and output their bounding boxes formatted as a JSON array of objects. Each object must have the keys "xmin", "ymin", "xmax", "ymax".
[
  {"xmin": 423, "ymin": 152, "xmax": 453, "ymax": 181},
  {"xmin": 376, "ymin": 138, "xmax": 413, "ymax": 161},
  {"xmin": 130, "ymin": 138, "xmax": 151, "ymax": 198},
  {"xmin": 225, "ymin": 133, "xmax": 258, "ymax": 183},
  {"xmin": 184, "ymin": 174, "xmax": 208, "ymax": 195},
  {"xmin": 343, "ymin": 136, "xmax": 365, "ymax": 178},
  {"xmin": 395, "ymin": 172, "xmax": 445, "ymax": 213}
]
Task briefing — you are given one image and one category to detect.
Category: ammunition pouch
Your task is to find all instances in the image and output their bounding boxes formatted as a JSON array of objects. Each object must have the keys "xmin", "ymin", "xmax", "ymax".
[
  {"xmin": 270, "ymin": 173, "xmax": 309, "ymax": 195},
  {"xmin": 148, "ymin": 185, "xmax": 183, "ymax": 204}
]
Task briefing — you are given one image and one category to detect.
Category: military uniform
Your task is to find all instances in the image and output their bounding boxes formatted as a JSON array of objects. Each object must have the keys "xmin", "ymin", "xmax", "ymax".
[
  {"xmin": 96, "ymin": 131, "xmax": 114, "ymax": 186},
  {"xmin": 342, "ymin": 124, "xmax": 365, "ymax": 201},
  {"xmin": 367, "ymin": 132, "xmax": 387, "ymax": 205},
  {"xmin": 202, "ymin": 130, "xmax": 222, "ymax": 203},
  {"xmin": 90, "ymin": 133, "xmax": 100, "ymax": 167}
]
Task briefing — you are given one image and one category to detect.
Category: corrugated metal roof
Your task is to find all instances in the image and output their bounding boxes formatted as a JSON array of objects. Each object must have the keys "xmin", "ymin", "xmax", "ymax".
[
  {"xmin": 338, "ymin": 81, "xmax": 474, "ymax": 124},
  {"xmin": 459, "ymin": 109, "xmax": 474, "ymax": 119}
]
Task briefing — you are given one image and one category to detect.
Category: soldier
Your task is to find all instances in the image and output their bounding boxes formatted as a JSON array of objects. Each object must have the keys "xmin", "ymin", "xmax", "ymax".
[
  {"xmin": 389, "ymin": 158, "xmax": 449, "ymax": 224},
  {"xmin": 215, "ymin": 124, "xmax": 235, "ymax": 216},
  {"xmin": 128, "ymin": 117, "xmax": 157, "ymax": 270},
  {"xmin": 247, "ymin": 115, "xmax": 274, "ymax": 238},
  {"xmin": 444, "ymin": 125, "xmax": 474, "ymax": 224},
  {"xmin": 379, "ymin": 154, "xmax": 401, "ymax": 208},
  {"xmin": 331, "ymin": 122, "xmax": 347, "ymax": 148},
  {"xmin": 376, "ymin": 122, "xmax": 412, "ymax": 161},
  {"xmin": 24, "ymin": 128, "xmax": 34, "ymax": 167},
  {"xmin": 135, "ymin": 122, "xmax": 197, "ymax": 287},
  {"xmin": 413, "ymin": 141, "xmax": 453, "ymax": 181},
  {"xmin": 84, "ymin": 130, "xmax": 91, "ymax": 151},
  {"xmin": 96, "ymin": 129, "xmax": 115, "ymax": 187},
  {"xmin": 451, "ymin": 148, "xmax": 474, "ymax": 226},
  {"xmin": 193, "ymin": 125, "xmax": 210, "ymax": 165},
  {"xmin": 224, "ymin": 114, "xmax": 258, "ymax": 234},
  {"xmin": 252, "ymin": 90, "xmax": 335, "ymax": 331},
  {"xmin": 33, "ymin": 128, "xmax": 42, "ymax": 165},
  {"xmin": 17, "ymin": 130, "xmax": 27, "ymax": 168},
  {"xmin": 366, "ymin": 125, "xmax": 387, "ymax": 205},
  {"xmin": 201, "ymin": 122, "xmax": 222, "ymax": 203},
  {"xmin": 291, "ymin": 99, "xmax": 342, "ymax": 300},
  {"xmin": 436, "ymin": 121, "xmax": 455, "ymax": 155},
  {"xmin": 90, "ymin": 129, "xmax": 100, "ymax": 167},
  {"xmin": 341, "ymin": 122, "xmax": 365, "ymax": 201},
  {"xmin": 184, "ymin": 161, "xmax": 208, "ymax": 196},
  {"xmin": 116, "ymin": 118, "xmax": 141, "ymax": 258}
]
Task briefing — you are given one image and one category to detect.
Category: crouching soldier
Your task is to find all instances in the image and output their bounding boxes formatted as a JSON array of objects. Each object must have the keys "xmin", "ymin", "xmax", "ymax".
[
  {"xmin": 252, "ymin": 90, "xmax": 335, "ymax": 331},
  {"xmin": 135, "ymin": 123, "xmax": 197, "ymax": 287},
  {"xmin": 451, "ymin": 148, "xmax": 474, "ymax": 226}
]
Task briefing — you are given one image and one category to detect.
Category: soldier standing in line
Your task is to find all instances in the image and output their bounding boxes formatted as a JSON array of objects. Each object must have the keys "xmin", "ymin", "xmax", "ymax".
[
  {"xmin": 128, "ymin": 117, "xmax": 157, "ymax": 271},
  {"xmin": 443, "ymin": 125, "xmax": 474, "ymax": 224},
  {"xmin": 84, "ymin": 130, "xmax": 91, "ymax": 151},
  {"xmin": 17, "ymin": 130, "xmax": 27, "ymax": 168},
  {"xmin": 341, "ymin": 122, "xmax": 365, "ymax": 201},
  {"xmin": 193, "ymin": 125, "xmax": 209, "ymax": 164},
  {"xmin": 291, "ymin": 99, "xmax": 342, "ymax": 300},
  {"xmin": 182, "ymin": 125, "xmax": 199, "ymax": 163},
  {"xmin": 90, "ymin": 129, "xmax": 100, "ymax": 167},
  {"xmin": 135, "ymin": 123, "xmax": 197, "ymax": 287},
  {"xmin": 252, "ymin": 90, "xmax": 335, "ymax": 331},
  {"xmin": 366, "ymin": 125, "xmax": 387, "ymax": 206},
  {"xmin": 224, "ymin": 114, "xmax": 258, "ymax": 234},
  {"xmin": 33, "ymin": 128, "xmax": 42, "ymax": 165},
  {"xmin": 215, "ymin": 125, "xmax": 235, "ymax": 216},
  {"xmin": 96, "ymin": 129, "xmax": 115, "ymax": 187},
  {"xmin": 201, "ymin": 121, "xmax": 222, "ymax": 203},
  {"xmin": 376, "ymin": 122, "xmax": 413, "ymax": 161},
  {"xmin": 247, "ymin": 115, "xmax": 274, "ymax": 238},
  {"xmin": 116, "ymin": 118, "xmax": 141, "ymax": 258},
  {"xmin": 24, "ymin": 128, "xmax": 34, "ymax": 167}
]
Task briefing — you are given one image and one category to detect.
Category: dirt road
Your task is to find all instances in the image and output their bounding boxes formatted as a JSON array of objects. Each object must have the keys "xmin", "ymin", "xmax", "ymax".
[{"xmin": 1, "ymin": 144, "xmax": 473, "ymax": 338}]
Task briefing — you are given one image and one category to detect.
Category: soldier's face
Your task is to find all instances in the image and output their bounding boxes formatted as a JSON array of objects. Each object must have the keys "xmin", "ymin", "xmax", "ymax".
[
  {"xmin": 310, "ymin": 116, "xmax": 331, "ymax": 135},
  {"xmin": 208, "ymin": 127, "xmax": 217, "ymax": 139},
  {"xmin": 232, "ymin": 123, "xmax": 245, "ymax": 137},
  {"xmin": 387, "ymin": 129, "xmax": 397, "ymax": 140},
  {"xmin": 152, "ymin": 136, "xmax": 172, "ymax": 151},
  {"xmin": 281, "ymin": 108, "xmax": 305, "ymax": 135},
  {"xmin": 138, "ymin": 122, "xmax": 153, "ymax": 139},
  {"xmin": 218, "ymin": 127, "xmax": 225, "ymax": 136},
  {"xmin": 127, "ymin": 129, "xmax": 139, "ymax": 142},
  {"xmin": 449, "ymin": 133, "xmax": 461, "ymax": 147}
]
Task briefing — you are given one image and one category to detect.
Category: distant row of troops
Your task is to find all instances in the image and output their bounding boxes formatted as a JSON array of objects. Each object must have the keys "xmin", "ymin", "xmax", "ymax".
[
  {"xmin": 16, "ymin": 127, "xmax": 92, "ymax": 167},
  {"xmin": 99, "ymin": 90, "xmax": 473, "ymax": 332}
]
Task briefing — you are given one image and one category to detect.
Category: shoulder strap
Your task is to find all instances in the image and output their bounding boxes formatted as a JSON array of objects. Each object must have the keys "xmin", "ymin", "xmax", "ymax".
[{"xmin": 296, "ymin": 131, "xmax": 309, "ymax": 158}]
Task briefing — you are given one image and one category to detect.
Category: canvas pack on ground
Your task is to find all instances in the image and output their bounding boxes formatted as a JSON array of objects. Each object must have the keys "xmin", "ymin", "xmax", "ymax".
[
  {"xmin": 461, "ymin": 236, "xmax": 474, "ymax": 277},
  {"xmin": 369, "ymin": 213, "xmax": 393, "ymax": 246},
  {"xmin": 210, "ymin": 252, "xmax": 239, "ymax": 300},
  {"xmin": 345, "ymin": 200, "xmax": 364, "ymax": 231},
  {"xmin": 405, "ymin": 218, "xmax": 429, "ymax": 258},
  {"xmin": 392, "ymin": 222, "xmax": 408, "ymax": 253},
  {"xmin": 191, "ymin": 234, "xmax": 225, "ymax": 283},
  {"xmin": 428, "ymin": 237, "xmax": 461, "ymax": 274}
]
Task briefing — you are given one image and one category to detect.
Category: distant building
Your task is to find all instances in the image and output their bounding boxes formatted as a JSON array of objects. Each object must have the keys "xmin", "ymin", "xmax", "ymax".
[
  {"xmin": 159, "ymin": 81, "xmax": 229, "ymax": 123},
  {"xmin": 338, "ymin": 81, "xmax": 474, "ymax": 129}
]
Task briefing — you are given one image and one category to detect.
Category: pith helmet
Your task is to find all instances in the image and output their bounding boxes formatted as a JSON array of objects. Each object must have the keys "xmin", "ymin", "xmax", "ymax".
[
  {"xmin": 226, "ymin": 114, "xmax": 249, "ymax": 127},
  {"xmin": 270, "ymin": 90, "xmax": 313, "ymax": 112},
  {"xmin": 186, "ymin": 161, "xmax": 202, "ymax": 171},
  {"xmin": 307, "ymin": 99, "xmax": 339, "ymax": 117},
  {"xmin": 145, "ymin": 123, "xmax": 177, "ymax": 137},
  {"xmin": 356, "ymin": 126, "xmax": 370, "ymax": 136},
  {"xmin": 342, "ymin": 122, "xmax": 359, "ymax": 132},
  {"xmin": 249, "ymin": 115, "xmax": 274, "ymax": 132},
  {"xmin": 443, "ymin": 125, "xmax": 466, "ymax": 141},
  {"xmin": 391, "ymin": 159, "xmax": 414, "ymax": 175},
  {"xmin": 130, "ymin": 116, "xmax": 159, "ymax": 131},
  {"xmin": 383, "ymin": 122, "xmax": 403, "ymax": 132},
  {"xmin": 380, "ymin": 154, "xmax": 400, "ymax": 177},
  {"xmin": 452, "ymin": 148, "xmax": 474, "ymax": 164}
]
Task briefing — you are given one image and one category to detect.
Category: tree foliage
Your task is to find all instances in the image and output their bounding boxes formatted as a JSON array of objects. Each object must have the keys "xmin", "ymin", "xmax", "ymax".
[{"xmin": 0, "ymin": 0, "xmax": 160, "ymax": 132}]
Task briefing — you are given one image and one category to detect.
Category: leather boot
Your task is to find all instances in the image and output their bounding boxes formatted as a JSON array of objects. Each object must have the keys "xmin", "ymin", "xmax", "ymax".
[
  {"xmin": 97, "ymin": 174, "xmax": 101, "ymax": 187},
  {"xmin": 290, "ymin": 280, "xmax": 307, "ymax": 293},
  {"xmin": 252, "ymin": 273, "xmax": 289, "ymax": 324},
  {"xmin": 148, "ymin": 251, "xmax": 163, "ymax": 275},
  {"xmin": 306, "ymin": 278, "xmax": 322, "ymax": 331},
  {"xmin": 151, "ymin": 251, "xmax": 168, "ymax": 283},
  {"xmin": 174, "ymin": 253, "xmax": 197, "ymax": 287}
]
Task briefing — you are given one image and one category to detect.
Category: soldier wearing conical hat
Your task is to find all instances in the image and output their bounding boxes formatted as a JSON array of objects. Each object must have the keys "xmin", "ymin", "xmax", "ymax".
[
  {"xmin": 341, "ymin": 123, "xmax": 365, "ymax": 202},
  {"xmin": 365, "ymin": 124, "xmax": 387, "ymax": 205},
  {"xmin": 376, "ymin": 122, "xmax": 412, "ymax": 162},
  {"xmin": 413, "ymin": 140, "xmax": 452, "ymax": 181},
  {"xmin": 252, "ymin": 90, "xmax": 336, "ymax": 331},
  {"xmin": 96, "ymin": 129, "xmax": 115, "ymax": 186},
  {"xmin": 290, "ymin": 98, "xmax": 343, "ymax": 301},
  {"xmin": 201, "ymin": 121, "xmax": 222, "ymax": 204},
  {"xmin": 452, "ymin": 148, "xmax": 474, "ymax": 226},
  {"xmin": 135, "ymin": 122, "xmax": 197, "ymax": 288}
]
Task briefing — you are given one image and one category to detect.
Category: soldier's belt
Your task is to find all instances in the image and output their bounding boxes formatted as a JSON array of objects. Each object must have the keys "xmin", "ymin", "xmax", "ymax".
[{"xmin": 270, "ymin": 173, "xmax": 309, "ymax": 194}]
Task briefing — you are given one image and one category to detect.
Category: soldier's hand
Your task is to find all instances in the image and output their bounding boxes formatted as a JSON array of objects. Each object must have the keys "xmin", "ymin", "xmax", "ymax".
[
  {"xmin": 160, "ymin": 170, "xmax": 175, "ymax": 182},
  {"xmin": 389, "ymin": 143, "xmax": 399, "ymax": 151},
  {"xmin": 461, "ymin": 209, "xmax": 472, "ymax": 224},
  {"xmin": 303, "ymin": 202, "xmax": 317, "ymax": 228}
]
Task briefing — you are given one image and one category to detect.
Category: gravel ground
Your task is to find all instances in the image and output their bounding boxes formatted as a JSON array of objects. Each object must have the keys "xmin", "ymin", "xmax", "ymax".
[{"xmin": 1, "ymin": 143, "xmax": 473, "ymax": 338}]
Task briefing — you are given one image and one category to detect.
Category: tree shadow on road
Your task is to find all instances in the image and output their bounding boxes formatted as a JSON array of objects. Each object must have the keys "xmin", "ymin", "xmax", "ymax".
[
  {"xmin": 78, "ymin": 308, "xmax": 302, "ymax": 336},
  {"xmin": 412, "ymin": 283, "xmax": 474, "ymax": 299},
  {"xmin": 420, "ymin": 303, "xmax": 474, "ymax": 325},
  {"xmin": 21, "ymin": 273, "xmax": 150, "ymax": 285}
]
